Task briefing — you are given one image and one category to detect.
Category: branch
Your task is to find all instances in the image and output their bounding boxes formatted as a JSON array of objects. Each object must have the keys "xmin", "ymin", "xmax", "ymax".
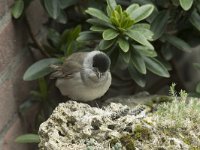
[{"xmin": 24, "ymin": 15, "xmax": 51, "ymax": 58}]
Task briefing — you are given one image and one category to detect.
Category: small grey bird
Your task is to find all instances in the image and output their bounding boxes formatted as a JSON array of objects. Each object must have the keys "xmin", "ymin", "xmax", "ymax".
[{"xmin": 50, "ymin": 51, "xmax": 111, "ymax": 102}]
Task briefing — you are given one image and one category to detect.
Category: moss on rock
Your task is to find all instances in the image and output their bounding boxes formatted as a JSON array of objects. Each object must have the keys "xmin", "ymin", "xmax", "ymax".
[
  {"xmin": 132, "ymin": 125, "xmax": 151, "ymax": 141},
  {"xmin": 120, "ymin": 135, "xmax": 135, "ymax": 150}
]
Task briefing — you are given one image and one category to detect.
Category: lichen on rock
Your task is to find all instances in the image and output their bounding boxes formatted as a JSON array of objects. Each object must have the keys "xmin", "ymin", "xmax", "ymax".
[{"xmin": 38, "ymin": 95, "xmax": 200, "ymax": 150}]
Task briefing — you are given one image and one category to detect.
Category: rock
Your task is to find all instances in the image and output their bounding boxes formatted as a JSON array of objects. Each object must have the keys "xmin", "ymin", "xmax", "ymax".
[{"xmin": 38, "ymin": 95, "xmax": 200, "ymax": 150}]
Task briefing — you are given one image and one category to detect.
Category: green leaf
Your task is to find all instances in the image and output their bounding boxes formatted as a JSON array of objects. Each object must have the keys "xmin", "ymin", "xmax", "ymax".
[
  {"xmin": 60, "ymin": 25, "xmax": 81, "ymax": 47},
  {"xmin": 158, "ymin": 58, "xmax": 172, "ymax": 71},
  {"xmin": 59, "ymin": 0, "xmax": 79, "ymax": 9},
  {"xmin": 103, "ymin": 29, "xmax": 119, "ymax": 40},
  {"xmin": 60, "ymin": 29, "xmax": 70, "ymax": 45},
  {"xmin": 130, "ymin": 4, "xmax": 154, "ymax": 23},
  {"xmin": 132, "ymin": 23, "xmax": 150, "ymax": 29},
  {"xmin": 196, "ymin": 82, "xmax": 200, "ymax": 93},
  {"xmin": 190, "ymin": 9, "xmax": 200, "ymax": 31},
  {"xmin": 130, "ymin": 51, "xmax": 146, "ymax": 74},
  {"xmin": 15, "ymin": 134, "xmax": 40, "ymax": 143},
  {"xmin": 86, "ymin": 8, "xmax": 110, "ymax": 23},
  {"xmin": 144, "ymin": 57, "xmax": 170, "ymax": 77},
  {"xmin": 151, "ymin": 10, "xmax": 170, "ymax": 40},
  {"xmin": 106, "ymin": 5, "xmax": 112, "ymax": 17},
  {"xmin": 126, "ymin": 3, "xmax": 139, "ymax": 15},
  {"xmin": 120, "ymin": 51, "xmax": 131, "ymax": 64},
  {"xmin": 122, "ymin": 18, "xmax": 135, "ymax": 29},
  {"xmin": 77, "ymin": 31, "xmax": 100, "ymax": 41},
  {"xmin": 164, "ymin": 34, "xmax": 191, "ymax": 52},
  {"xmin": 71, "ymin": 26, "xmax": 82, "ymax": 38},
  {"xmin": 23, "ymin": 58, "xmax": 61, "ymax": 81},
  {"xmin": 133, "ymin": 27, "xmax": 153, "ymax": 41},
  {"xmin": 118, "ymin": 38, "xmax": 129, "ymax": 52},
  {"xmin": 110, "ymin": 10, "xmax": 121, "ymax": 27},
  {"xmin": 126, "ymin": 29, "xmax": 154, "ymax": 50},
  {"xmin": 128, "ymin": 64, "xmax": 146, "ymax": 87},
  {"xmin": 11, "ymin": 0, "xmax": 24, "ymax": 19},
  {"xmin": 90, "ymin": 26, "xmax": 106, "ymax": 32},
  {"xmin": 87, "ymin": 18, "xmax": 115, "ymax": 29},
  {"xmin": 99, "ymin": 40, "xmax": 115, "ymax": 50},
  {"xmin": 179, "ymin": 0, "xmax": 193, "ymax": 11},
  {"xmin": 106, "ymin": 0, "xmax": 117, "ymax": 10},
  {"xmin": 47, "ymin": 28, "xmax": 60, "ymax": 48},
  {"xmin": 113, "ymin": 7, "xmax": 122, "ymax": 24},
  {"xmin": 115, "ymin": 5, "xmax": 123, "ymax": 15},
  {"xmin": 65, "ymin": 26, "xmax": 81, "ymax": 55},
  {"xmin": 133, "ymin": 45, "xmax": 157, "ymax": 57},
  {"xmin": 44, "ymin": 0, "xmax": 60, "ymax": 19}
]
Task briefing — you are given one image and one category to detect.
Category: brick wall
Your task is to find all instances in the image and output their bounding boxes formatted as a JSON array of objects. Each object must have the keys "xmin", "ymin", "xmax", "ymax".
[{"xmin": 0, "ymin": 0, "xmax": 47, "ymax": 149}]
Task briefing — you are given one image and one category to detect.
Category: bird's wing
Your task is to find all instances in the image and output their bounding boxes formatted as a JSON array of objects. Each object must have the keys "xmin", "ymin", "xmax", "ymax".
[{"xmin": 50, "ymin": 52, "xmax": 88, "ymax": 79}]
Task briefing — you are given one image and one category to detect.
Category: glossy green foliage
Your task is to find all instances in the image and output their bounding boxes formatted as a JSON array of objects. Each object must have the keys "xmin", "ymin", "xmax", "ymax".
[
  {"xmin": 84, "ymin": 1, "xmax": 155, "ymax": 53},
  {"xmin": 14, "ymin": 0, "xmax": 199, "ymax": 87},
  {"xmin": 11, "ymin": 0, "xmax": 199, "ymax": 87},
  {"xmin": 11, "ymin": 0, "xmax": 79, "ymax": 23}
]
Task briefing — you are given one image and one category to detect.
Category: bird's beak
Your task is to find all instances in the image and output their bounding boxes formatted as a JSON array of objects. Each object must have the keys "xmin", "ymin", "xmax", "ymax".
[
  {"xmin": 95, "ymin": 71, "xmax": 103, "ymax": 79},
  {"xmin": 93, "ymin": 68, "xmax": 101, "ymax": 79}
]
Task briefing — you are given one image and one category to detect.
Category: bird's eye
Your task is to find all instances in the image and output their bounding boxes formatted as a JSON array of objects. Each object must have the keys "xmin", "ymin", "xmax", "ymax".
[{"xmin": 92, "ymin": 63, "xmax": 95, "ymax": 67}]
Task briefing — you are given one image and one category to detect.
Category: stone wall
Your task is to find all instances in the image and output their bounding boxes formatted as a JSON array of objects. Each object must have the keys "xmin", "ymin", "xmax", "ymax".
[{"xmin": 0, "ymin": 0, "xmax": 47, "ymax": 149}]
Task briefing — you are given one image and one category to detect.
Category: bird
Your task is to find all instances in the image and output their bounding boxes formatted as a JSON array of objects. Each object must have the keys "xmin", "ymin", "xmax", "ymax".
[{"xmin": 50, "ymin": 50, "xmax": 112, "ymax": 102}]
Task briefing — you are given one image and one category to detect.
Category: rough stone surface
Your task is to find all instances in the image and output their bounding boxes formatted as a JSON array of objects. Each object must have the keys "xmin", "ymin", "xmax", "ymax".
[
  {"xmin": 38, "ymin": 101, "xmax": 150, "ymax": 150},
  {"xmin": 38, "ymin": 95, "xmax": 200, "ymax": 150}
]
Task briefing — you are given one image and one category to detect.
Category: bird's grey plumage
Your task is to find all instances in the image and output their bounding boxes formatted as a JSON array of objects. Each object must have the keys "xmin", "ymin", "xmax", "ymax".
[
  {"xmin": 50, "ymin": 51, "xmax": 111, "ymax": 102},
  {"xmin": 50, "ymin": 52, "xmax": 88, "ymax": 79}
]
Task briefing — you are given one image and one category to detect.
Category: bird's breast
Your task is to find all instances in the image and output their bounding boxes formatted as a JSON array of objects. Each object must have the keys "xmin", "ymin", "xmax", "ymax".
[{"xmin": 56, "ymin": 72, "xmax": 111, "ymax": 101}]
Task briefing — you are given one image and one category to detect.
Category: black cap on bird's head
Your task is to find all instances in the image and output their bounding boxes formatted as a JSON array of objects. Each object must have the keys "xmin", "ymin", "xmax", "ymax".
[{"xmin": 92, "ymin": 53, "xmax": 111, "ymax": 73}]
